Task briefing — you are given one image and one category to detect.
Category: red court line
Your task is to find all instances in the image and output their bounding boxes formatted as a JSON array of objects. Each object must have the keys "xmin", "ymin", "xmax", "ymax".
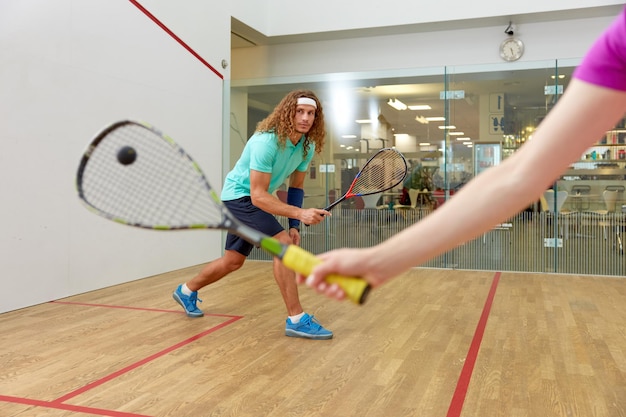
[
  {"xmin": 51, "ymin": 300, "xmax": 240, "ymax": 319},
  {"xmin": 2, "ymin": 300, "xmax": 243, "ymax": 416},
  {"xmin": 128, "ymin": 0, "xmax": 223, "ymax": 80},
  {"xmin": 51, "ymin": 300, "xmax": 185, "ymax": 314},
  {"xmin": 446, "ymin": 271, "xmax": 501, "ymax": 417},
  {"xmin": 53, "ymin": 316, "xmax": 242, "ymax": 403},
  {"xmin": 0, "ymin": 394, "xmax": 151, "ymax": 417}
]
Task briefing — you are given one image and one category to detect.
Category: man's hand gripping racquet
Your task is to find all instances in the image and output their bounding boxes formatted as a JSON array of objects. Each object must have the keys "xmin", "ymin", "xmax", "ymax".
[{"xmin": 76, "ymin": 120, "xmax": 370, "ymax": 304}]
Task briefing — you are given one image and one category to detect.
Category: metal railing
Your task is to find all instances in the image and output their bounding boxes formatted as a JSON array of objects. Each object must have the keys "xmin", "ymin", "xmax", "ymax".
[{"xmin": 249, "ymin": 208, "xmax": 626, "ymax": 277}]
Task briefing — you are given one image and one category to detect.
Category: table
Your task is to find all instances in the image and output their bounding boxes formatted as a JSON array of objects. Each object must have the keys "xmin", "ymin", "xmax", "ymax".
[
  {"xmin": 414, "ymin": 190, "xmax": 435, "ymax": 208},
  {"xmin": 381, "ymin": 191, "xmax": 402, "ymax": 207},
  {"xmin": 567, "ymin": 193, "xmax": 599, "ymax": 211}
]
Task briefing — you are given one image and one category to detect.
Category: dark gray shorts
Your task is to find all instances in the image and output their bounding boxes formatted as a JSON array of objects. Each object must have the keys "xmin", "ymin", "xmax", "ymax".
[{"xmin": 223, "ymin": 197, "xmax": 285, "ymax": 256}]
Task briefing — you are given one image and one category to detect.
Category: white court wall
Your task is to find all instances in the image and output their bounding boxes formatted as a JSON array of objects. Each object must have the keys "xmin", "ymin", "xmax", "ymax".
[
  {"xmin": 0, "ymin": 0, "xmax": 229, "ymax": 314},
  {"xmin": 231, "ymin": 10, "xmax": 621, "ymax": 81},
  {"xmin": 1, "ymin": 0, "xmax": 623, "ymax": 314},
  {"xmin": 256, "ymin": 0, "xmax": 624, "ymax": 36}
]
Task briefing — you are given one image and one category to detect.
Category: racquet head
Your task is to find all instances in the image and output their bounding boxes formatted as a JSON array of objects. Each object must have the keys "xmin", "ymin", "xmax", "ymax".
[
  {"xmin": 325, "ymin": 148, "xmax": 408, "ymax": 210},
  {"xmin": 76, "ymin": 120, "xmax": 230, "ymax": 231}
]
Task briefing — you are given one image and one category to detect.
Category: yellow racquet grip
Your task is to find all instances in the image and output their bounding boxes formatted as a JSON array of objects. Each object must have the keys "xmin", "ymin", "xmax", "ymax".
[{"xmin": 282, "ymin": 245, "xmax": 371, "ymax": 304}]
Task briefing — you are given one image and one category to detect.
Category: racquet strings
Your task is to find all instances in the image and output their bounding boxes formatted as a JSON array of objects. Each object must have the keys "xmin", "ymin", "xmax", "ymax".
[
  {"xmin": 79, "ymin": 123, "xmax": 223, "ymax": 229},
  {"xmin": 350, "ymin": 149, "xmax": 407, "ymax": 195}
]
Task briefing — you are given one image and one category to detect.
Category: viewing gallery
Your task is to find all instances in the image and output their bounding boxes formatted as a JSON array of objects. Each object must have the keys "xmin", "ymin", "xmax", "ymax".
[{"xmin": 232, "ymin": 60, "xmax": 626, "ymax": 277}]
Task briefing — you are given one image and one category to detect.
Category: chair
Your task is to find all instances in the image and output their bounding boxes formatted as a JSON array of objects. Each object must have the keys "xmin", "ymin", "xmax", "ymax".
[
  {"xmin": 394, "ymin": 188, "xmax": 420, "ymax": 210},
  {"xmin": 276, "ymin": 190, "xmax": 288, "ymax": 203},
  {"xmin": 353, "ymin": 194, "xmax": 381, "ymax": 225},
  {"xmin": 543, "ymin": 189, "xmax": 569, "ymax": 213},
  {"xmin": 583, "ymin": 190, "xmax": 620, "ymax": 240},
  {"xmin": 361, "ymin": 193, "xmax": 384, "ymax": 209},
  {"xmin": 603, "ymin": 189, "xmax": 620, "ymax": 213},
  {"xmin": 394, "ymin": 189, "xmax": 420, "ymax": 220},
  {"xmin": 353, "ymin": 195, "xmax": 365, "ymax": 210},
  {"xmin": 542, "ymin": 189, "xmax": 573, "ymax": 239}
]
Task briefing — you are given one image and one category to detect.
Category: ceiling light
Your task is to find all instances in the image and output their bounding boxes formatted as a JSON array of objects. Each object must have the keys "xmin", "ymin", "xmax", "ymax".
[
  {"xmin": 550, "ymin": 74, "xmax": 566, "ymax": 79},
  {"xmin": 425, "ymin": 116, "xmax": 446, "ymax": 122},
  {"xmin": 463, "ymin": 141, "xmax": 472, "ymax": 145},
  {"xmin": 355, "ymin": 119, "xmax": 372, "ymax": 124},
  {"xmin": 342, "ymin": 135, "xmax": 357, "ymax": 138},
  {"xmin": 408, "ymin": 105, "xmax": 432, "ymax": 110},
  {"xmin": 457, "ymin": 137, "xmax": 471, "ymax": 141},
  {"xmin": 419, "ymin": 142, "xmax": 431, "ymax": 146},
  {"xmin": 449, "ymin": 132, "xmax": 465, "ymax": 136},
  {"xmin": 415, "ymin": 116, "xmax": 429, "ymax": 124},
  {"xmin": 387, "ymin": 98, "xmax": 407, "ymax": 111},
  {"xmin": 438, "ymin": 125, "xmax": 456, "ymax": 130}
]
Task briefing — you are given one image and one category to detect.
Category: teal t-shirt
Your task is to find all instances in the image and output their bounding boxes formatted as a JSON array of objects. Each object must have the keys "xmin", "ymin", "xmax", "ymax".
[{"xmin": 220, "ymin": 131, "xmax": 315, "ymax": 201}]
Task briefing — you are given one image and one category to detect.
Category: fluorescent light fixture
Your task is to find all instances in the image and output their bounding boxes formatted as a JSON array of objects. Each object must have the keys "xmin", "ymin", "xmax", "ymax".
[
  {"xmin": 346, "ymin": 146, "xmax": 354, "ymax": 150},
  {"xmin": 419, "ymin": 142, "xmax": 431, "ymax": 146},
  {"xmin": 355, "ymin": 119, "xmax": 372, "ymax": 124},
  {"xmin": 457, "ymin": 137, "xmax": 471, "ymax": 141},
  {"xmin": 340, "ymin": 144, "xmax": 346, "ymax": 147},
  {"xmin": 463, "ymin": 141, "xmax": 472, "ymax": 145},
  {"xmin": 408, "ymin": 104, "xmax": 432, "ymax": 110},
  {"xmin": 342, "ymin": 134, "xmax": 357, "ymax": 138},
  {"xmin": 425, "ymin": 116, "xmax": 446, "ymax": 122},
  {"xmin": 550, "ymin": 74, "xmax": 566, "ymax": 79},
  {"xmin": 387, "ymin": 98, "xmax": 407, "ymax": 110},
  {"xmin": 415, "ymin": 116, "xmax": 429, "ymax": 124},
  {"xmin": 466, "ymin": 144, "xmax": 473, "ymax": 148},
  {"xmin": 438, "ymin": 125, "xmax": 456, "ymax": 130},
  {"xmin": 448, "ymin": 131, "xmax": 464, "ymax": 136}
]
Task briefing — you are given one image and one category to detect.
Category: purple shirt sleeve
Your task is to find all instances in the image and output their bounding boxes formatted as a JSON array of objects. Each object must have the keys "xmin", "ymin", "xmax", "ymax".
[{"xmin": 573, "ymin": 7, "xmax": 626, "ymax": 91}]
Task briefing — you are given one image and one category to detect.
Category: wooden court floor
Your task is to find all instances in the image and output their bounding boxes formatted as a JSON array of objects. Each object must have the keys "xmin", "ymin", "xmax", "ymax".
[{"xmin": 1, "ymin": 262, "xmax": 626, "ymax": 417}]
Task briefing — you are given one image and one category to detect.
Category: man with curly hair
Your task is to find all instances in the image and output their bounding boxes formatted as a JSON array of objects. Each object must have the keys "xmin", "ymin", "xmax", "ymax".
[{"xmin": 173, "ymin": 89, "xmax": 333, "ymax": 339}]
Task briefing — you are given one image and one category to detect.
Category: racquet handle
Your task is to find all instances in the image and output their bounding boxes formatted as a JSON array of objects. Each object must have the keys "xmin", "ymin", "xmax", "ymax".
[{"xmin": 281, "ymin": 245, "xmax": 371, "ymax": 304}]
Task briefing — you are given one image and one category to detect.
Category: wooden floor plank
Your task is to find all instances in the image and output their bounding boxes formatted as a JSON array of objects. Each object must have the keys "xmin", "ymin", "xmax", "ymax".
[{"xmin": 1, "ymin": 263, "xmax": 625, "ymax": 416}]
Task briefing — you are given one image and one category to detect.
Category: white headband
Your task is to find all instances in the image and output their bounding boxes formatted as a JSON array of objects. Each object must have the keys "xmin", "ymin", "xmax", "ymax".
[{"xmin": 297, "ymin": 97, "xmax": 317, "ymax": 108}]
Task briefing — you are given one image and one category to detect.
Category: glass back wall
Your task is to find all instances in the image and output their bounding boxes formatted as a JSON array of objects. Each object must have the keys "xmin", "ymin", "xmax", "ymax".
[{"xmin": 230, "ymin": 60, "xmax": 626, "ymax": 277}]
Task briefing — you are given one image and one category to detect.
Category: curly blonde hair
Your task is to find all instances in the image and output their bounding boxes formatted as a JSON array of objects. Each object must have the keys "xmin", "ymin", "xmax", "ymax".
[{"xmin": 255, "ymin": 89, "xmax": 326, "ymax": 159}]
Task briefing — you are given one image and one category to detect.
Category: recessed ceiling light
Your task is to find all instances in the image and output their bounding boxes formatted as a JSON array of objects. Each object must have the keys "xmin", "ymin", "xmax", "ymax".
[
  {"xmin": 387, "ymin": 98, "xmax": 407, "ymax": 110},
  {"xmin": 408, "ymin": 105, "xmax": 432, "ymax": 110}
]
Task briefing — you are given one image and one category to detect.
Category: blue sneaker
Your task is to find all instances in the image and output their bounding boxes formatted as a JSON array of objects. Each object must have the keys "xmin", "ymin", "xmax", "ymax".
[
  {"xmin": 172, "ymin": 285, "xmax": 203, "ymax": 317},
  {"xmin": 285, "ymin": 313, "xmax": 333, "ymax": 340}
]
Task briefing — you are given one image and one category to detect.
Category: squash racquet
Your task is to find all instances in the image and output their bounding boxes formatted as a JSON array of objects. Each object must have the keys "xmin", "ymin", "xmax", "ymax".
[{"xmin": 76, "ymin": 120, "xmax": 370, "ymax": 304}]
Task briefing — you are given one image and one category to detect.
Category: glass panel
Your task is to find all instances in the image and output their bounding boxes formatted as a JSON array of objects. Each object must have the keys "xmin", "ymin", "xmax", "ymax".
[{"xmin": 229, "ymin": 58, "xmax": 626, "ymax": 277}]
